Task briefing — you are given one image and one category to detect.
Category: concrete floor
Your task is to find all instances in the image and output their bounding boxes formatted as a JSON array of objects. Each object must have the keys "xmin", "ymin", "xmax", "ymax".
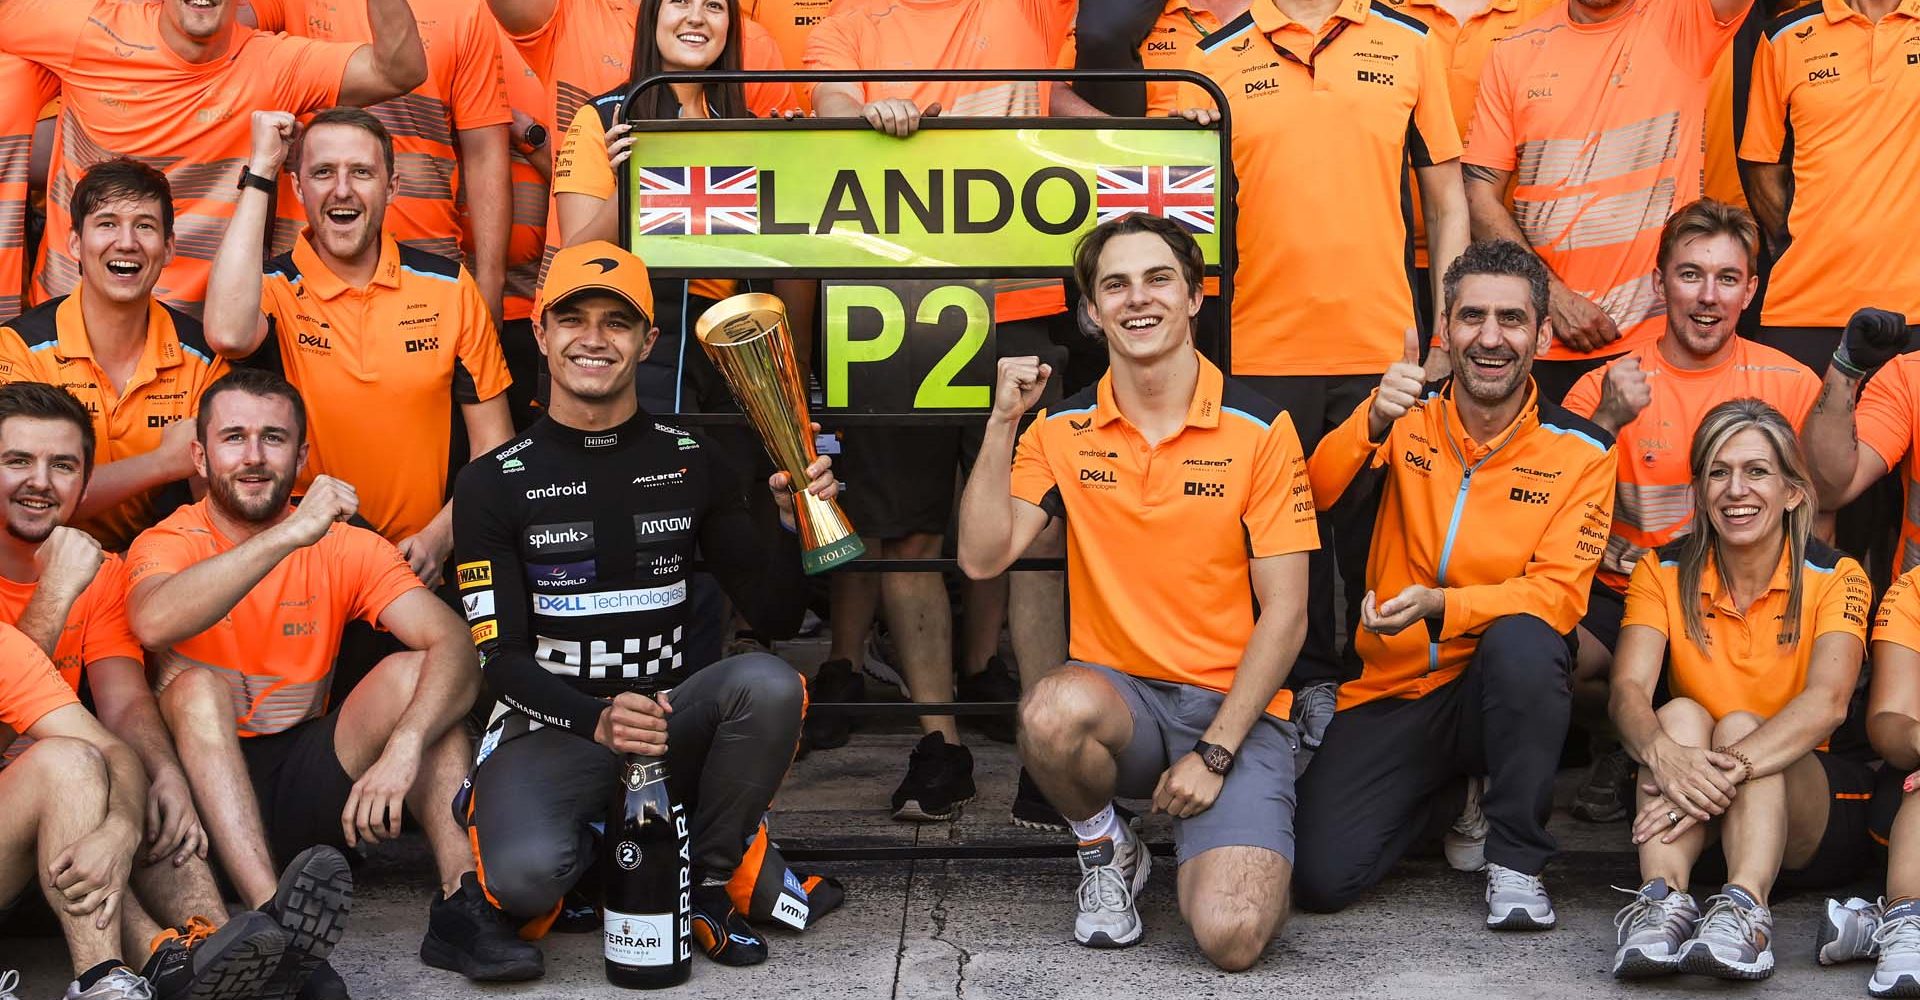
[{"xmin": 2, "ymin": 647, "xmax": 1892, "ymax": 999}]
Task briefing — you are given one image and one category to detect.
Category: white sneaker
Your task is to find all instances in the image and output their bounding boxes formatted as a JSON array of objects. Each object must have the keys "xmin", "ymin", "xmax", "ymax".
[
  {"xmin": 1444, "ymin": 776, "xmax": 1488, "ymax": 873},
  {"xmin": 1486, "ymin": 863, "xmax": 1555, "ymax": 931},
  {"xmin": 64, "ymin": 968, "xmax": 154, "ymax": 999},
  {"xmin": 1870, "ymin": 903, "xmax": 1920, "ymax": 998},
  {"xmin": 1, "ymin": 969, "xmax": 19, "ymax": 1000},
  {"xmin": 1074, "ymin": 824, "xmax": 1150, "ymax": 948},
  {"xmin": 1611, "ymin": 878, "xmax": 1700, "ymax": 978},
  {"xmin": 1820, "ymin": 896, "xmax": 1884, "ymax": 966}
]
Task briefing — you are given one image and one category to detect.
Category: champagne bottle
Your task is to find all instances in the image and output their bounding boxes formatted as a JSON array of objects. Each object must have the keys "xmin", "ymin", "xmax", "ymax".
[{"xmin": 604, "ymin": 756, "xmax": 691, "ymax": 989}]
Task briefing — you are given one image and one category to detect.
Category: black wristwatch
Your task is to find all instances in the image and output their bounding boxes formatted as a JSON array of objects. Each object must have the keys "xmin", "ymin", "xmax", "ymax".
[
  {"xmin": 1193, "ymin": 739, "xmax": 1235, "ymax": 776},
  {"xmin": 236, "ymin": 168, "xmax": 276, "ymax": 195},
  {"xmin": 515, "ymin": 123, "xmax": 548, "ymax": 154}
]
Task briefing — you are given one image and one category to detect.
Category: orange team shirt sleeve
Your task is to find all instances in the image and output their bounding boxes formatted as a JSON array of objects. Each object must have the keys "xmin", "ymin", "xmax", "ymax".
[
  {"xmin": 1410, "ymin": 31, "xmax": 1463, "ymax": 165},
  {"xmin": 1437, "ymin": 435, "xmax": 1615, "ymax": 641},
  {"xmin": 1561, "ymin": 365, "xmax": 1606, "ymax": 420},
  {"xmin": 1619, "ymin": 553, "xmax": 1674, "ymax": 636},
  {"xmin": 80, "ymin": 558, "xmax": 144, "ymax": 666},
  {"xmin": 0, "ymin": 628, "xmax": 79, "ymax": 735},
  {"xmin": 0, "ymin": 0, "xmax": 93, "ymax": 71},
  {"xmin": 1874, "ymin": 568, "xmax": 1920, "ymax": 653},
  {"xmin": 125, "ymin": 522, "xmax": 198, "ymax": 589},
  {"xmin": 803, "ymin": 12, "xmax": 864, "ymax": 76},
  {"xmin": 1462, "ymin": 43, "xmax": 1519, "ymax": 171},
  {"xmin": 1307, "ymin": 390, "xmax": 1391, "ymax": 510},
  {"xmin": 1009, "ymin": 416, "xmax": 1059, "ymax": 508},
  {"xmin": 260, "ymin": 32, "xmax": 362, "ymax": 116},
  {"xmin": 452, "ymin": 11, "xmax": 513, "ymax": 131},
  {"xmin": 0, "ymin": 326, "xmax": 34, "ymax": 383},
  {"xmin": 1856, "ymin": 361, "xmax": 1917, "ymax": 474},
  {"xmin": 1814, "ymin": 558, "xmax": 1872, "ymax": 644},
  {"xmin": 1665, "ymin": 0, "xmax": 1749, "ymax": 78},
  {"xmin": 742, "ymin": 19, "xmax": 796, "ymax": 117},
  {"xmin": 453, "ymin": 273, "xmax": 513, "ymax": 404},
  {"xmin": 1243, "ymin": 418, "xmax": 1321, "ymax": 558},
  {"xmin": 246, "ymin": 0, "xmax": 290, "ymax": 32},
  {"xmin": 1739, "ymin": 31, "xmax": 1787, "ymax": 164},
  {"xmin": 342, "ymin": 530, "xmax": 427, "ymax": 624},
  {"xmin": 553, "ymin": 103, "xmax": 616, "ymax": 200}
]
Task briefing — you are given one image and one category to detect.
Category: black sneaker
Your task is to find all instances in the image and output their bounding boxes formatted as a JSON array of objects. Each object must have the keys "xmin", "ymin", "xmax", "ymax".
[
  {"xmin": 957, "ymin": 656, "xmax": 1020, "ymax": 744},
  {"xmin": 294, "ymin": 961, "xmax": 347, "ymax": 1000},
  {"xmin": 1010, "ymin": 771, "xmax": 1139, "ymax": 834},
  {"xmin": 143, "ymin": 912, "xmax": 287, "ymax": 1000},
  {"xmin": 890, "ymin": 732, "xmax": 976, "ymax": 822},
  {"xmin": 260, "ymin": 846, "xmax": 353, "ymax": 1000},
  {"xmin": 420, "ymin": 873, "xmax": 545, "ymax": 982},
  {"xmin": 801, "ymin": 659, "xmax": 864, "ymax": 754},
  {"xmin": 690, "ymin": 883, "xmax": 768, "ymax": 967}
]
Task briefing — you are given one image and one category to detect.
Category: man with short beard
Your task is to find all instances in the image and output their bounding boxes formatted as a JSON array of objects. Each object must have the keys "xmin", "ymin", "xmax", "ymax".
[
  {"xmin": 0, "ymin": 159, "xmax": 229, "ymax": 552},
  {"xmin": 0, "ymin": 0, "xmax": 427, "ymax": 315},
  {"xmin": 1292, "ymin": 239, "xmax": 1617, "ymax": 929},
  {"xmin": 125, "ymin": 368, "xmax": 534, "ymax": 998},
  {"xmin": 204, "ymin": 109, "xmax": 514, "ymax": 584}
]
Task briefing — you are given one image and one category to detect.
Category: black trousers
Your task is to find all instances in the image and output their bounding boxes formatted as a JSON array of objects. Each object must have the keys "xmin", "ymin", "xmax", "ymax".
[
  {"xmin": 1237, "ymin": 374, "xmax": 1381, "ymax": 690},
  {"xmin": 463, "ymin": 653, "xmax": 804, "ymax": 919},
  {"xmin": 1070, "ymin": 0, "xmax": 1164, "ymax": 115},
  {"xmin": 1293, "ymin": 615, "xmax": 1573, "ymax": 913}
]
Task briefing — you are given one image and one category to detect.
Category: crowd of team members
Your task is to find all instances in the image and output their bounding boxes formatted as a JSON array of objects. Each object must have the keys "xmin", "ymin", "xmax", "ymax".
[{"xmin": 0, "ymin": 0, "xmax": 1918, "ymax": 993}]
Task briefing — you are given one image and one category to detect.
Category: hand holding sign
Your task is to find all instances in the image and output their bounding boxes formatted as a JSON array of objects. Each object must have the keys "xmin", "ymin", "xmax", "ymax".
[{"xmin": 863, "ymin": 99, "xmax": 941, "ymax": 139}]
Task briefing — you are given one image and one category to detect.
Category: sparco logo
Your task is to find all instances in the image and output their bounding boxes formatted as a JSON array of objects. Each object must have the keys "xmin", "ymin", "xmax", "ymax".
[{"xmin": 526, "ymin": 481, "xmax": 587, "ymax": 499}]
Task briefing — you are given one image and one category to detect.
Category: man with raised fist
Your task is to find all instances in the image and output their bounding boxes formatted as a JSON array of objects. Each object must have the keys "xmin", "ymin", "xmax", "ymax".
[{"xmin": 1557, "ymin": 199, "xmax": 1830, "ymax": 825}]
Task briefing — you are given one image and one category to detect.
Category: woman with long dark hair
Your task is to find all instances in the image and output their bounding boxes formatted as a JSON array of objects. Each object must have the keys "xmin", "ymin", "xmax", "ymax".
[{"xmin": 1608, "ymin": 398, "xmax": 1873, "ymax": 982}]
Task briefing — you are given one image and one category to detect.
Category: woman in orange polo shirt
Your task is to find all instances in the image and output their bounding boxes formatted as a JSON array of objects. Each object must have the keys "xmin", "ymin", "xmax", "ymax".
[{"xmin": 1607, "ymin": 398, "xmax": 1872, "ymax": 983}]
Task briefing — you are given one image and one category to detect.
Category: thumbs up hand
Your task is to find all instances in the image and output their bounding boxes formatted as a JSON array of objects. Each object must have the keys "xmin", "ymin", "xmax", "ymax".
[{"xmin": 1369, "ymin": 328, "xmax": 1428, "ymax": 442}]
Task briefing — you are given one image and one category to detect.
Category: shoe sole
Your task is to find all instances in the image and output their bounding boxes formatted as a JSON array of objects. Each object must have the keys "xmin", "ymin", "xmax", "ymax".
[
  {"xmin": 1487, "ymin": 907, "xmax": 1555, "ymax": 931},
  {"xmin": 186, "ymin": 914, "xmax": 290, "ymax": 1000},
  {"xmin": 893, "ymin": 794, "xmax": 975, "ymax": 822},
  {"xmin": 1678, "ymin": 941, "xmax": 1774, "ymax": 980},
  {"xmin": 1611, "ymin": 946, "xmax": 1680, "ymax": 979},
  {"xmin": 267, "ymin": 847, "xmax": 355, "ymax": 1000},
  {"xmin": 1010, "ymin": 812, "xmax": 1069, "ymax": 833},
  {"xmin": 1075, "ymin": 844, "xmax": 1153, "ymax": 949},
  {"xmin": 419, "ymin": 933, "xmax": 545, "ymax": 983},
  {"xmin": 1871, "ymin": 973, "xmax": 1920, "ymax": 998}
]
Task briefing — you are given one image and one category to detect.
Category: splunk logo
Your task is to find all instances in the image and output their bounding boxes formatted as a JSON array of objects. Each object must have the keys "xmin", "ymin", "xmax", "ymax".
[
  {"xmin": 525, "ymin": 481, "xmax": 587, "ymax": 500},
  {"xmin": 526, "ymin": 522, "xmax": 594, "ymax": 553}
]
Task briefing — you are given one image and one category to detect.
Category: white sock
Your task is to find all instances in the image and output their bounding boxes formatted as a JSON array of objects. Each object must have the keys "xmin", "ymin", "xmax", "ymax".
[{"xmin": 1068, "ymin": 803, "xmax": 1120, "ymax": 843}]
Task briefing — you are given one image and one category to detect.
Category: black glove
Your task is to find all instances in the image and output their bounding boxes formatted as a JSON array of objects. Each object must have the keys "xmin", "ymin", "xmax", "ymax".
[{"xmin": 1833, "ymin": 307, "xmax": 1910, "ymax": 379}]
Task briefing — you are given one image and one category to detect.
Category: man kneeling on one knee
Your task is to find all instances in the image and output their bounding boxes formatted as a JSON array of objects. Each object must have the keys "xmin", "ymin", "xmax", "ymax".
[
  {"xmin": 1293, "ymin": 239, "xmax": 1617, "ymax": 929},
  {"xmin": 958, "ymin": 214, "xmax": 1315, "ymax": 971}
]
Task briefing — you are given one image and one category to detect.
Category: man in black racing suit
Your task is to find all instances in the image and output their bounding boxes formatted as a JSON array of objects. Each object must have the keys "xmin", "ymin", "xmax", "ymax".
[{"xmin": 437, "ymin": 242, "xmax": 842, "ymax": 981}]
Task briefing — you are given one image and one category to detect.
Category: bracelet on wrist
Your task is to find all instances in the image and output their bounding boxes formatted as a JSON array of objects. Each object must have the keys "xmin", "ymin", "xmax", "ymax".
[{"xmin": 1713, "ymin": 743, "xmax": 1755, "ymax": 784}]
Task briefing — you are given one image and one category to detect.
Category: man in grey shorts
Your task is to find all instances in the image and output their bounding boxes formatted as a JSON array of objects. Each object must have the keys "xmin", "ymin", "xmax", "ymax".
[{"xmin": 957, "ymin": 214, "xmax": 1316, "ymax": 971}]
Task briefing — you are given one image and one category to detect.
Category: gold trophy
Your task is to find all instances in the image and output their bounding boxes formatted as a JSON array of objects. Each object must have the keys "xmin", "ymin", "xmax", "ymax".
[{"xmin": 694, "ymin": 293, "xmax": 865, "ymax": 575}]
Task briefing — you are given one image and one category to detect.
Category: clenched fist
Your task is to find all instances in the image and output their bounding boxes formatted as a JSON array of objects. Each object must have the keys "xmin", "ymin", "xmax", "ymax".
[
  {"xmin": 1592, "ymin": 355, "xmax": 1652, "ymax": 434},
  {"xmin": 991, "ymin": 356, "xmax": 1052, "ymax": 425}
]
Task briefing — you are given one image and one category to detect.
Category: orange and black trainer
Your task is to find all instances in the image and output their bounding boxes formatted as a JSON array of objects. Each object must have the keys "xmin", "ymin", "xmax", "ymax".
[
  {"xmin": 691, "ymin": 883, "xmax": 768, "ymax": 967},
  {"xmin": 142, "ymin": 912, "xmax": 287, "ymax": 1000}
]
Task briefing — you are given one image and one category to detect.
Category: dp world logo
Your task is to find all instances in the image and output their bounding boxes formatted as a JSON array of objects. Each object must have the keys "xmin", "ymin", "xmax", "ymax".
[{"xmin": 616, "ymin": 841, "xmax": 640, "ymax": 871}]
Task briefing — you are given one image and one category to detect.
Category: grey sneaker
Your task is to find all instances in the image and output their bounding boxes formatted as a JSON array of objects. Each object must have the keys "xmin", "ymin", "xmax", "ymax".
[
  {"xmin": 65, "ymin": 968, "xmax": 155, "ymax": 999},
  {"xmin": 1486, "ymin": 863, "xmax": 1555, "ymax": 931},
  {"xmin": 1571, "ymin": 743, "xmax": 1636, "ymax": 823},
  {"xmin": 1611, "ymin": 878, "xmax": 1700, "ymax": 978},
  {"xmin": 1870, "ymin": 902, "xmax": 1920, "ymax": 998},
  {"xmin": 1291, "ymin": 682, "xmax": 1337, "ymax": 750},
  {"xmin": 1680, "ymin": 886, "xmax": 1775, "ymax": 980},
  {"xmin": 1444, "ymin": 776, "xmax": 1489, "ymax": 873},
  {"xmin": 1074, "ymin": 824, "xmax": 1150, "ymax": 948},
  {"xmin": 1820, "ymin": 896, "xmax": 1884, "ymax": 965}
]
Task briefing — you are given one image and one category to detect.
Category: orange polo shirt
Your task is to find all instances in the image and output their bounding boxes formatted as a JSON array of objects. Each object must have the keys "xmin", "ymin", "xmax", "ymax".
[
  {"xmin": 0, "ymin": 555, "xmax": 141, "ymax": 693},
  {"xmin": 1399, "ymin": 0, "xmax": 1553, "ymax": 269},
  {"xmin": 258, "ymin": 234, "xmax": 512, "ymax": 542},
  {"xmin": 1562, "ymin": 337, "xmax": 1819, "ymax": 591},
  {"xmin": 0, "ymin": 292, "xmax": 229, "ymax": 551},
  {"xmin": 129, "ymin": 501, "xmax": 421, "ymax": 737},
  {"xmin": 1874, "ymin": 563, "xmax": 1920, "ymax": 654},
  {"xmin": 1851, "ymin": 353, "xmax": 1920, "ymax": 577},
  {"xmin": 1623, "ymin": 539, "xmax": 1868, "ymax": 720},
  {"xmin": 251, "ymin": 0, "xmax": 513, "ymax": 261},
  {"xmin": 1309, "ymin": 382, "xmax": 1616, "ymax": 708},
  {"xmin": 1742, "ymin": 0, "xmax": 1920, "ymax": 327},
  {"xmin": 1465, "ymin": 0, "xmax": 1746, "ymax": 362},
  {"xmin": 1189, "ymin": 0, "xmax": 1461, "ymax": 377},
  {"xmin": 0, "ymin": 622, "xmax": 77, "ymax": 739},
  {"xmin": 1010, "ymin": 354, "xmax": 1319, "ymax": 719},
  {"xmin": 0, "ymin": 56, "xmax": 55, "ymax": 324},
  {"xmin": 500, "ymin": 39, "xmax": 550, "ymax": 325},
  {"xmin": 744, "ymin": 0, "xmax": 834, "ymax": 111},
  {"xmin": 0, "ymin": 0, "xmax": 360, "ymax": 315}
]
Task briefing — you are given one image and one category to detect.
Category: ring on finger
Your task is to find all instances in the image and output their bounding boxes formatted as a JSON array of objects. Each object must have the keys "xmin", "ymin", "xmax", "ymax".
[{"xmin": 1666, "ymin": 810, "xmax": 1680, "ymax": 826}]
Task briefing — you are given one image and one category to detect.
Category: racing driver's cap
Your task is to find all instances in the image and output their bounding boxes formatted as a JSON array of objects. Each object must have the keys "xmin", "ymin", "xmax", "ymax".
[{"xmin": 534, "ymin": 241, "xmax": 654, "ymax": 325}]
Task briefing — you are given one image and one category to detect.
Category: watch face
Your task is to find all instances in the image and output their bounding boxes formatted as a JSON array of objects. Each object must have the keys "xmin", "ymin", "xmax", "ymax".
[{"xmin": 523, "ymin": 124, "xmax": 548, "ymax": 149}]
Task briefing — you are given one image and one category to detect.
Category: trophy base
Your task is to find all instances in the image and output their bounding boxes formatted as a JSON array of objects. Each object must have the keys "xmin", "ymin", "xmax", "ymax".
[{"xmin": 802, "ymin": 536, "xmax": 866, "ymax": 575}]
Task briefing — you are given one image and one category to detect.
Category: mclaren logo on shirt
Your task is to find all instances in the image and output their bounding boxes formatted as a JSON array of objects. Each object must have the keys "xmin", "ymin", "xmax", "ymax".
[{"xmin": 534, "ymin": 582, "xmax": 688, "ymax": 617}]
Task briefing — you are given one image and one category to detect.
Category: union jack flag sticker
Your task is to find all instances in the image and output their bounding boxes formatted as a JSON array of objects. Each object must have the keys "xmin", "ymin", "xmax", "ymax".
[
  {"xmin": 634, "ymin": 165, "xmax": 759, "ymax": 236},
  {"xmin": 1093, "ymin": 165, "xmax": 1216, "ymax": 234}
]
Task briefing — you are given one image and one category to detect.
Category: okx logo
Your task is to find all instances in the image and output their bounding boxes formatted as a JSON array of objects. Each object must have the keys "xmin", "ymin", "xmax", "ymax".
[
  {"xmin": 1184, "ymin": 481, "xmax": 1225, "ymax": 498},
  {"xmin": 405, "ymin": 336, "xmax": 441, "ymax": 353}
]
